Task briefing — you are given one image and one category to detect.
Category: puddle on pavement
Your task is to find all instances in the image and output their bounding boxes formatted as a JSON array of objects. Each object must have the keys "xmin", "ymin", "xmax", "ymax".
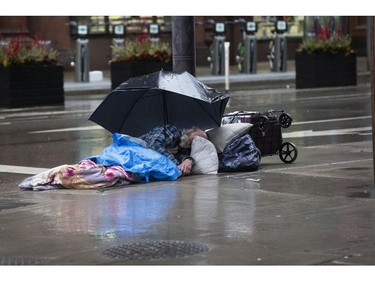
[
  {"xmin": 0, "ymin": 200, "xmax": 35, "ymax": 211},
  {"xmin": 339, "ymin": 167, "xmax": 370, "ymax": 171},
  {"xmin": 0, "ymin": 256, "xmax": 39, "ymax": 265},
  {"xmin": 346, "ymin": 190, "xmax": 375, "ymax": 199}
]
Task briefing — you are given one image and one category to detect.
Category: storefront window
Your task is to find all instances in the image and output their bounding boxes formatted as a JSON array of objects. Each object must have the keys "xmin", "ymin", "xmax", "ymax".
[{"xmin": 253, "ymin": 16, "xmax": 304, "ymax": 39}]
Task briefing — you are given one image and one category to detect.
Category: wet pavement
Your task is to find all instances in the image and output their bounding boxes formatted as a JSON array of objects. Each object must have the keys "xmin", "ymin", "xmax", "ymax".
[{"xmin": 1, "ymin": 60, "xmax": 375, "ymax": 266}]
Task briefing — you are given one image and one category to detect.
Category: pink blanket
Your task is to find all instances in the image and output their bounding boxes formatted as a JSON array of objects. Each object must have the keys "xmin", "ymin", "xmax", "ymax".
[{"xmin": 19, "ymin": 159, "xmax": 142, "ymax": 191}]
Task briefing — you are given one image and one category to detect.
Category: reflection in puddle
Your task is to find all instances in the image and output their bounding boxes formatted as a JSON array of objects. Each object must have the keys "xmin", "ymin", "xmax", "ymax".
[{"xmin": 30, "ymin": 187, "xmax": 177, "ymax": 240}]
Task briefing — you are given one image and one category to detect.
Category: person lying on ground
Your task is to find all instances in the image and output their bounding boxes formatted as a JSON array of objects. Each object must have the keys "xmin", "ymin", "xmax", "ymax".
[{"xmin": 138, "ymin": 125, "xmax": 208, "ymax": 176}]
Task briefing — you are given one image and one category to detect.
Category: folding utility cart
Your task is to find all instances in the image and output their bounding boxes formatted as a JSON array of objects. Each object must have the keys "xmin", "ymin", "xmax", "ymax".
[{"xmin": 222, "ymin": 110, "xmax": 298, "ymax": 164}]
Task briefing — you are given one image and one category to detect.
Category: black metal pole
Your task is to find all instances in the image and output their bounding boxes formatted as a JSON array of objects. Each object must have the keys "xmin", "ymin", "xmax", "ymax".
[
  {"xmin": 367, "ymin": 17, "xmax": 371, "ymax": 71},
  {"xmin": 171, "ymin": 16, "xmax": 196, "ymax": 76}
]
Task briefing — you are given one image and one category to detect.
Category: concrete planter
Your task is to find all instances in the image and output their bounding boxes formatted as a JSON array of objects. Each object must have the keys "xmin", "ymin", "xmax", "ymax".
[
  {"xmin": 295, "ymin": 52, "xmax": 357, "ymax": 89},
  {"xmin": 0, "ymin": 65, "xmax": 64, "ymax": 108},
  {"xmin": 110, "ymin": 61, "xmax": 172, "ymax": 90}
]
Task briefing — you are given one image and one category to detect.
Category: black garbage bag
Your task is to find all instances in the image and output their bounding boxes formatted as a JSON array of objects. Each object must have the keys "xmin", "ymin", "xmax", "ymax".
[{"xmin": 218, "ymin": 134, "xmax": 261, "ymax": 172}]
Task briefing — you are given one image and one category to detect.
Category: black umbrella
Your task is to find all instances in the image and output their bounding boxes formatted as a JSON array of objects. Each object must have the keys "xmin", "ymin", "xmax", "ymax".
[{"xmin": 89, "ymin": 70, "xmax": 229, "ymax": 136}]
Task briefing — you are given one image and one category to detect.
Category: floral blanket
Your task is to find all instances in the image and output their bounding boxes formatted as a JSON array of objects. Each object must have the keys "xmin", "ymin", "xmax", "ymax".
[
  {"xmin": 19, "ymin": 159, "xmax": 140, "ymax": 191},
  {"xmin": 19, "ymin": 134, "xmax": 182, "ymax": 191}
]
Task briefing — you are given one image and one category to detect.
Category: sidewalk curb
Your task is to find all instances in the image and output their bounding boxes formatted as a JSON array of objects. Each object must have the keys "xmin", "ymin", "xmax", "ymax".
[{"xmin": 64, "ymin": 71, "xmax": 370, "ymax": 96}]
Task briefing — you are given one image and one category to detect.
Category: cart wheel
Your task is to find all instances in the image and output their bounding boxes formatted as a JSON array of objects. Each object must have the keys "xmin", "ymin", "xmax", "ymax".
[
  {"xmin": 257, "ymin": 115, "xmax": 270, "ymax": 132},
  {"xmin": 279, "ymin": 142, "xmax": 298, "ymax": 164},
  {"xmin": 279, "ymin": 113, "xmax": 293, "ymax": 128}
]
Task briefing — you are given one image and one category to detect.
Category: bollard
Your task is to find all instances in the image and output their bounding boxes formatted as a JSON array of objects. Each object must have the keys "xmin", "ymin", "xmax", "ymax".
[
  {"xmin": 243, "ymin": 22, "xmax": 258, "ymax": 74},
  {"xmin": 112, "ymin": 24, "xmax": 125, "ymax": 47},
  {"xmin": 243, "ymin": 35, "xmax": 257, "ymax": 73},
  {"xmin": 111, "ymin": 24, "xmax": 125, "ymax": 60},
  {"xmin": 224, "ymin": 41, "xmax": 230, "ymax": 92},
  {"xmin": 75, "ymin": 38, "xmax": 90, "ymax": 82},
  {"xmin": 149, "ymin": 24, "xmax": 160, "ymax": 44},
  {"xmin": 273, "ymin": 33, "xmax": 287, "ymax": 72},
  {"xmin": 212, "ymin": 35, "xmax": 225, "ymax": 75},
  {"xmin": 272, "ymin": 20, "xmax": 288, "ymax": 72},
  {"xmin": 211, "ymin": 22, "xmax": 226, "ymax": 75}
]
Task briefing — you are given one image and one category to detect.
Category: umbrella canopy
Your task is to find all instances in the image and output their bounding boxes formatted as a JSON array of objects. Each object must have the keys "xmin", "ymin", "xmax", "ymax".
[{"xmin": 89, "ymin": 70, "xmax": 229, "ymax": 136}]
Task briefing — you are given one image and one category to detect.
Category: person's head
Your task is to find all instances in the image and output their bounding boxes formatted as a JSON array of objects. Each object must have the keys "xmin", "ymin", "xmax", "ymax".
[{"xmin": 179, "ymin": 127, "xmax": 208, "ymax": 148}]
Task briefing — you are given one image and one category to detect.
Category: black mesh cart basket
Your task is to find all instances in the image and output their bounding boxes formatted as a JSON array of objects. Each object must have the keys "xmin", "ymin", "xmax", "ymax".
[{"xmin": 222, "ymin": 110, "xmax": 298, "ymax": 164}]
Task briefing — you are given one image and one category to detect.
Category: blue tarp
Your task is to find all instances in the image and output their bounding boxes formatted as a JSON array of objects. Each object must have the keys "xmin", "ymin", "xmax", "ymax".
[{"xmin": 87, "ymin": 133, "xmax": 181, "ymax": 182}]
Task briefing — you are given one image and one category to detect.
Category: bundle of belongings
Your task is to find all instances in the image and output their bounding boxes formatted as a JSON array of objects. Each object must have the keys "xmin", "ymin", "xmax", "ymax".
[
  {"xmin": 19, "ymin": 123, "xmax": 260, "ymax": 191},
  {"xmin": 206, "ymin": 123, "xmax": 261, "ymax": 172}
]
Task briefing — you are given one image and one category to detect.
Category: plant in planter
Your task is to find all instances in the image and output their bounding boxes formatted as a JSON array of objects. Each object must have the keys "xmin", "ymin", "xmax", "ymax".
[
  {"xmin": 110, "ymin": 36, "xmax": 173, "ymax": 89},
  {"xmin": 295, "ymin": 24, "xmax": 357, "ymax": 89},
  {"xmin": 0, "ymin": 36, "xmax": 64, "ymax": 108}
]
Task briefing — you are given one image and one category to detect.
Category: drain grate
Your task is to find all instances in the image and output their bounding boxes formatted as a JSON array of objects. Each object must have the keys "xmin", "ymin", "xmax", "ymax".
[{"xmin": 103, "ymin": 240, "xmax": 209, "ymax": 260}]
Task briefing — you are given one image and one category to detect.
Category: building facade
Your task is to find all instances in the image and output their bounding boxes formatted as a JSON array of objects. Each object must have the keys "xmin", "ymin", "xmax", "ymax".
[{"xmin": 0, "ymin": 16, "xmax": 368, "ymax": 71}]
